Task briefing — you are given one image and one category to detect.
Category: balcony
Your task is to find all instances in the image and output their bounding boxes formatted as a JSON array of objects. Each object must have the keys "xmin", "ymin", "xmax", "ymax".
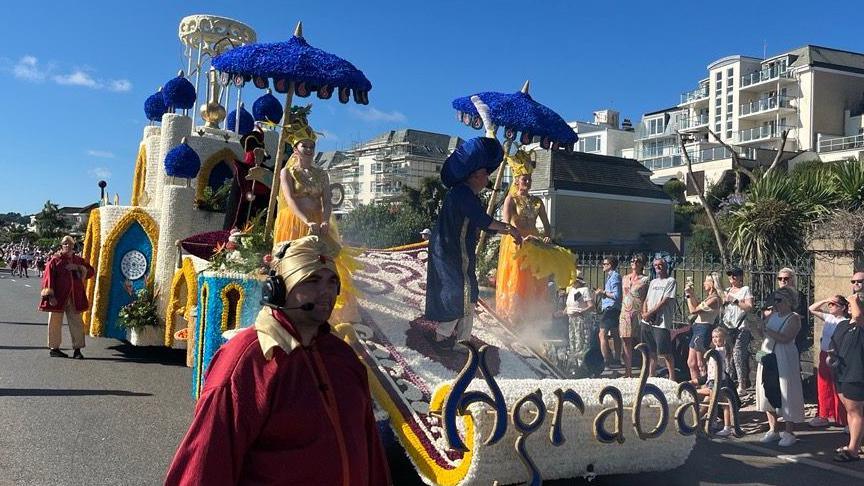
[
  {"xmin": 740, "ymin": 66, "xmax": 793, "ymax": 89},
  {"xmin": 679, "ymin": 85, "xmax": 709, "ymax": 105},
  {"xmin": 639, "ymin": 146, "xmax": 758, "ymax": 171},
  {"xmin": 739, "ymin": 95, "xmax": 794, "ymax": 118},
  {"xmin": 733, "ymin": 125, "xmax": 794, "ymax": 144},
  {"xmin": 818, "ymin": 133, "xmax": 864, "ymax": 153},
  {"xmin": 679, "ymin": 114, "xmax": 709, "ymax": 131}
]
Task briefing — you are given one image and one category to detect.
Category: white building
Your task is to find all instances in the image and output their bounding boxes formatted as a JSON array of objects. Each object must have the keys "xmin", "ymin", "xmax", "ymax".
[
  {"xmin": 319, "ymin": 129, "xmax": 461, "ymax": 212},
  {"xmin": 569, "ymin": 109, "xmax": 635, "ymax": 158},
  {"xmin": 635, "ymin": 45, "xmax": 864, "ymax": 197}
]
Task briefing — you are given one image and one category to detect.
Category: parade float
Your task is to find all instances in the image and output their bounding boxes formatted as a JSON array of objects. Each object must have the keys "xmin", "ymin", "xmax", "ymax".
[{"xmin": 78, "ymin": 14, "xmax": 736, "ymax": 485}]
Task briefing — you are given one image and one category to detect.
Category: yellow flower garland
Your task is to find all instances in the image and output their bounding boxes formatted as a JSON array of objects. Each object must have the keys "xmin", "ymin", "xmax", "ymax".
[
  {"xmin": 81, "ymin": 208, "xmax": 101, "ymax": 331},
  {"xmin": 90, "ymin": 208, "xmax": 160, "ymax": 337},
  {"xmin": 196, "ymin": 147, "xmax": 242, "ymax": 201},
  {"xmin": 195, "ymin": 283, "xmax": 210, "ymax": 396},
  {"xmin": 219, "ymin": 282, "xmax": 246, "ymax": 332},
  {"xmin": 130, "ymin": 143, "xmax": 147, "ymax": 206},
  {"xmin": 333, "ymin": 323, "xmax": 474, "ymax": 485},
  {"xmin": 163, "ymin": 257, "xmax": 198, "ymax": 347}
]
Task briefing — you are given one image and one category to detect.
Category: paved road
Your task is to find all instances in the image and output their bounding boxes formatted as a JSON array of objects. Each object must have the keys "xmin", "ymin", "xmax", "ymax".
[{"xmin": 0, "ymin": 274, "xmax": 861, "ymax": 485}]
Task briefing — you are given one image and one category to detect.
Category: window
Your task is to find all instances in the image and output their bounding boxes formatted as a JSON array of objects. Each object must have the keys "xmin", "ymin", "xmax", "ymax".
[
  {"xmin": 727, "ymin": 95, "xmax": 733, "ymax": 103},
  {"xmin": 715, "ymin": 124, "xmax": 721, "ymax": 133},
  {"xmin": 648, "ymin": 118, "xmax": 664, "ymax": 135},
  {"xmin": 579, "ymin": 135, "xmax": 601, "ymax": 152},
  {"xmin": 716, "ymin": 72, "xmax": 722, "ymax": 80},
  {"xmin": 726, "ymin": 130, "xmax": 732, "ymax": 139},
  {"xmin": 686, "ymin": 170, "xmax": 705, "ymax": 196},
  {"xmin": 726, "ymin": 121, "xmax": 732, "ymax": 130},
  {"xmin": 727, "ymin": 68, "xmax": 734, "ymax": 77}
]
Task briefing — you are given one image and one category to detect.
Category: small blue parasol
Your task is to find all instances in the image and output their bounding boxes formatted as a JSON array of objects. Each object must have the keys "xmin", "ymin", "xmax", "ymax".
[
  {"xmin": 210, "ymin": 21, "xmax": 373, "ymax": 235},
  {"xmin": 452, "ymin": 81, "xmax": 577, "ymax": 150}
]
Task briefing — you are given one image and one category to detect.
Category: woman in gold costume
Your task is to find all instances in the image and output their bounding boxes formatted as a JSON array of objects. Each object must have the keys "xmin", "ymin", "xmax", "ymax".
[
  {"xmin": 495, "ymin": 149, "xmax": 554, "ymax": 326},
  {"xmin": 273, "ymin": 107, "xmax": 359, "ymax": 322}
]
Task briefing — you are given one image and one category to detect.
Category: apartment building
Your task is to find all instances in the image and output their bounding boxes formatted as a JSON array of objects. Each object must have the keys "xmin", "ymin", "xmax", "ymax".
[
  {"xmin": 569, "ymin": 109, "xmax": 635, "ymax": 157},
  {"xmin": 317, "ymin": 129, "xmax": 461, "ymax": 213},
  {"xmin": 634, "ymin": 45, "xmax": 864, "ymax": 195}
]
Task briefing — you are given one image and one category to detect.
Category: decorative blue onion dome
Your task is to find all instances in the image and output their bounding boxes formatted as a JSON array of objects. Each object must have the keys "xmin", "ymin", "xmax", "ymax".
[
  {"xmin": 144, "ymin": 87, "xmax": 168, "ymax": 122},
  {"xmin": 162, "ymin": 71, "xmax": 196, "ymax": 110},
  {"xmin": 164, "ymin": 138, "xmax": 201, "ymax": 178},
  {"xmin": 252, "ymin": 90, "xmax": 283, "ymax": 123},
  {"xmin": 226, "ymin": 103, "xmax": 254, "ymax": 135}
]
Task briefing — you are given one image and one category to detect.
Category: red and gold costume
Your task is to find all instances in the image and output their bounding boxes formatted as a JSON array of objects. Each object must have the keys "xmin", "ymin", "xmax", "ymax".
[
  {"xmin": 165, "ymin": 307, "xmax": 390, "ymax": 486},
  {"xmin": 38, "ymin": 253, "xmax": 94, "ymax": 313}
]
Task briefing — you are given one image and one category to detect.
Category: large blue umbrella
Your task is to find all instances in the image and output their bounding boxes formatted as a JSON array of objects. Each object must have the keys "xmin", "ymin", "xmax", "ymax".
[
  {"xmin": 210, "ymin": 22, "xmax": 372, "ymax": 235},
  {"xmin": 452, "ymin": 81, "xmax": 577, "ymax": 150}
]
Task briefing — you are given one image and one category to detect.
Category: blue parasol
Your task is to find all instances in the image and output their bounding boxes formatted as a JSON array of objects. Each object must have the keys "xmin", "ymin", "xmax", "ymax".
[
  {"xmin": 210, "ymin": 21, "xmax": 372, "ymax": 235},
  {"xmin": 452, "ymin": 81, "xmax": 576, "ymax": 150}
]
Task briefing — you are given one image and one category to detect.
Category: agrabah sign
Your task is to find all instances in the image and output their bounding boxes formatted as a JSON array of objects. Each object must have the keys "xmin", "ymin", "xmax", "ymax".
[{"xmin": 433, "ymin": 343, "xmax": 742, "ymax": 485}]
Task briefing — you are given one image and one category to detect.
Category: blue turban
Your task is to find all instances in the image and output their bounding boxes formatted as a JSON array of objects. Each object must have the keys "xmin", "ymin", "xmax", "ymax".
[{"xmin": 440, "ymin": 137, "xmax": 503, "ymax": 188}]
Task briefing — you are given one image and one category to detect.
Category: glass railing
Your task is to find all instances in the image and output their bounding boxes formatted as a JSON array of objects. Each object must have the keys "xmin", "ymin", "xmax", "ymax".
[
  {"xmin": 739, "ymin": 95, "xmax": 794, "ymax": 116},
  {"xmin": 680, "ymin": 114, "xmax": 709, "ymax": 130},
  {"xmin": 680, "ymin": 85, "xmax": 710, "ymax": 104},
  {"xmin": 734, "ymin": 125, "xmax": 793, "ymax": 143},
  {"xmin": 740, "ymin": 66, "xmax": 791, "ymax": 87},
  {"xmin": 639, "ymin": 146, "xmax": 756, "ymax": 171},
  {"xmin": 818, "ymin": 134, "xmax": 864, "ymax": 153}
]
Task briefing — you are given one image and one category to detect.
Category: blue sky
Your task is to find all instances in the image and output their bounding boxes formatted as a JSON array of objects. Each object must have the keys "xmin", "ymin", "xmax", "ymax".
[{"xmin": 1, "ymin": 0, "xmax": 861, "ymax": 214}]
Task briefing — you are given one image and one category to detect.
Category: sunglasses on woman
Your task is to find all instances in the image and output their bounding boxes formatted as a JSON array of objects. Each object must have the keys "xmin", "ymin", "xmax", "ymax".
[{"xmin": 777, "ymin": 276, "xmax": 790, "ymax": 282}]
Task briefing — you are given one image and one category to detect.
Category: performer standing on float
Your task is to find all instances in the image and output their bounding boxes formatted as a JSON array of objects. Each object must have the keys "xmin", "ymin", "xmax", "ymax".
[
  {"xmin": 495, "ymin": 149, "xmax": 553, "ymax": 326},
  {"xmin": 272, "ymin": 106, "xmax": 359, "ymax": 322},
  {"xmin": 425, "ymin": 137, "xmax": 522, "ymax": 352}
]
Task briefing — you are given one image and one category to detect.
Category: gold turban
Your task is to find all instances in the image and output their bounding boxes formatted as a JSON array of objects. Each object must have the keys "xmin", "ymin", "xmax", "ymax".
[{"xmin": 273, "ymin": 235, "xmax": 339, "ymax": 295}]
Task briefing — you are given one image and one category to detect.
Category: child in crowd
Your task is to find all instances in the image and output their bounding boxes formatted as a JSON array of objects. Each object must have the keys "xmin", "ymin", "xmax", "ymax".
[
  {"xmin": 698, "ymin": 326, "xmax": 735, "ymax": 437},
  {"xmin": 808, "ymin": 295, "xmax": 850, "ymax": 428},
  {"xmin": 564, "ymin": 271, "xmax": 595, "ymax": 377}
]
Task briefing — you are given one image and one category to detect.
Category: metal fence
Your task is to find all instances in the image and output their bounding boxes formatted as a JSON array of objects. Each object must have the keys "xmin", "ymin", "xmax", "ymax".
[{"xmin": 573, "ymin": 251, "xmax": 815, "ymax": 365}]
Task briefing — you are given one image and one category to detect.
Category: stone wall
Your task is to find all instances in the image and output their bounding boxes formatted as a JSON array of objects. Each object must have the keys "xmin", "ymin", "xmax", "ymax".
[{"xmin": 807, "ymin": 238, "xmax": 864, "ymax": 372}]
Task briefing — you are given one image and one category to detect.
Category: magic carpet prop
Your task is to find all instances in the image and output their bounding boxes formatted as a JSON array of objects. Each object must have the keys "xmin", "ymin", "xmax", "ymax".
[
  {"xmin": 334, "ymin": 243, "xmax": 562, "ymax": 485},
  {"xmin": 333, "ymin": 243, "xmax": 697, "ymax": 485}
]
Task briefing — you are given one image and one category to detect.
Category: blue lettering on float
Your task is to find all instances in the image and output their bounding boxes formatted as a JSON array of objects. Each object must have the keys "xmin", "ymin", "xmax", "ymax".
[{"xmin": 440, "ymin": 341, "xmax": 742, "ymax": 484}]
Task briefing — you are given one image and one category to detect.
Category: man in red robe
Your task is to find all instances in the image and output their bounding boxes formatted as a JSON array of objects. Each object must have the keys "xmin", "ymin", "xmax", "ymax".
[{"xmin": 166, "ymin": 236, "xmax": 390, "ymax": 486}]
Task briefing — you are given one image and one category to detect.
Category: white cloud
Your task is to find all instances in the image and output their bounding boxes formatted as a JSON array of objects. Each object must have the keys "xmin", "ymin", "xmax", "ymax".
[
  {"xmin": 108, "ymin": 79, "xmax": 132, "ymax": 92},
  {"xmin": 318, "ymin": 129, "xmax": 340, "ymax": 141},
  {"xmin": 12, "ymin": 55, "xmax": 46, "ymax": 81},
  {"xmin": 88, "ymin": 167, "xmax": 112, "ymax": 179},
  {"xmin": 86, "ymin": 150, "xmax": 115, "ymax": 159},
  {"xmin": 7, "ymin": 55, "xmax": 131, "ymax": 92},
  {"xmin": 53, "ymin": 70, "xmax": 99, "ymax": 88},
  {"xmin": 349, "ymin": 106, "xmax": 407, "ymax": 123}
]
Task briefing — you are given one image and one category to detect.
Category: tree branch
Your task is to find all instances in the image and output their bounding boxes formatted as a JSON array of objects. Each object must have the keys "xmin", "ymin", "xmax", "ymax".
[
  {"xmin": 679, "ymin": 133, "xmax": 728, "ymax": 269},
  {"xmin": 707, "ymin": 128, "xmax": 756, "ymax": 182},
  {"xmin": 764, "ymin": 129, "xmax": 790, "ymax": 176}
]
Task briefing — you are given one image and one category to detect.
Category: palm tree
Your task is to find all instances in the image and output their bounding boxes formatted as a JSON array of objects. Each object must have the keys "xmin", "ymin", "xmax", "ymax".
[{"xmin": 33, "ymin": 200, "xmax": 67, "ymax": 237}]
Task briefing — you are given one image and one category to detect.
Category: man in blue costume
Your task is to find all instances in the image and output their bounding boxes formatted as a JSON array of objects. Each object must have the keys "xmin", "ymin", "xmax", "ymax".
[{"xmin": 425, "ymin": 137, "xmax": 522, "ymax": 352}]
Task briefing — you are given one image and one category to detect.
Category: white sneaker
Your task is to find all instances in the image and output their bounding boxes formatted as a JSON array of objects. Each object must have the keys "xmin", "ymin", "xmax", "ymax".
[
  {"xmin": 715, "ymin": 427, "xmax": 733, "ymax": 437},
  {"xmin": 760, "ymin": 431, "xmax": 781, "ymax": 443},
  {"xmin": 808, "ymin": 416, "xmax": 830, "ymax": 427},
  {"xmin": 778, "ymin": 432, "xmax": 797, "ymax": 447}
]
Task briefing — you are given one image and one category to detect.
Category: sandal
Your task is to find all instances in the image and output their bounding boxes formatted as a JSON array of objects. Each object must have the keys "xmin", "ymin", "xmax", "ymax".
[{"xmin": 833, "ymin": 448, "xmax": 860, "ymax": 462}]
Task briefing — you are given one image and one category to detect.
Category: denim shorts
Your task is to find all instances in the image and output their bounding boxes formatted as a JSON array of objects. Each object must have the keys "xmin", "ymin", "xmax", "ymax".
[{"xmin": 689, "ymin": 323, "xmax": 713, "ymax": 351}]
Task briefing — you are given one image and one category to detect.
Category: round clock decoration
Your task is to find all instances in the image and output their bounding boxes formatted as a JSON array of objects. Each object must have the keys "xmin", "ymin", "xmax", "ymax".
[{"xmin": 120, "ymin": 250, "xmax": 148, "ymax": 280}]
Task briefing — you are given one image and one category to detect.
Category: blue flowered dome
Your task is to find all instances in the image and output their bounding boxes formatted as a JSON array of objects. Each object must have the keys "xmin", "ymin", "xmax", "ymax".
[
  {"xmin": 144, "ymin": 88, "xmax": 168, "ymax": 122},
  {"xmin": 252, "ymin": 90, "xmax": 283, "ymax": 123},
  {"xmin": 162, "ymin": 73, "xmax": 196, "ymax": 110},
  {"xmin": 164, "ymin": 139, "xmax": 201, "ymax": 178},
  {"xmin": 226, "ymin": 104, "xmax": 254, "ymax": 135}
]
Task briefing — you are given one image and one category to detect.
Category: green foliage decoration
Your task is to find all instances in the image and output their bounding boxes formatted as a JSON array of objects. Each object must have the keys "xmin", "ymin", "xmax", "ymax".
[{"xmin": 118, "ymin": 286, "xmax": 160, "ymax": 330}]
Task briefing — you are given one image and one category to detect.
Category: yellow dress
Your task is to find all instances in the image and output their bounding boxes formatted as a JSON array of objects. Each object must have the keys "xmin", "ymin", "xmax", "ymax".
[
  {"xmin": 495, "ymin": 195, "xmax": 551, "ymax": 326},
  {"xmin": 273, "ymin": 163, "xmax": 361, "ymax": 323}
]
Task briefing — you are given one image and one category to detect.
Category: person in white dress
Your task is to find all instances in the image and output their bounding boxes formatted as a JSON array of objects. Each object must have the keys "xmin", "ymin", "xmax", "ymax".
[{"xmin": 756, "ymin": 287, "xmax": 805, "ymax": 447}]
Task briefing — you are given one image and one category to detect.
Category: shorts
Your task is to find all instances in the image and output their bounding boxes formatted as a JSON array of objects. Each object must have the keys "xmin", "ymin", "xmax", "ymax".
[
  {"xmin": 599, "ymin": 307, "xmax": 621, "ymax": 332},
  {"xmin": 839, "ymin": 381, "xmax": 864, "ymax": 401},
  {"xmin": 689, "ymin": 323, "xmax": 713, "ymax": 351},
  {"xmin": 640, "ymin": 323, "xmax": 673, "ymax": 356}
]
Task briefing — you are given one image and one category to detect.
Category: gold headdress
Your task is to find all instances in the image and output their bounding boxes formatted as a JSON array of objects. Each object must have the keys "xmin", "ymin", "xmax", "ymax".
[
  {"xmin": 284, "ymin": 104, "xmax": 318, "ymax": 147},
  {"xmin": 506, "ymin": 148, "xmax": 535, "ymax": 178}
]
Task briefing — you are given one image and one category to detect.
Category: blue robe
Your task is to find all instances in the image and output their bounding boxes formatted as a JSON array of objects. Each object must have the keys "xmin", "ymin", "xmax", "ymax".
[{"xmin": 425, "ymin": 183, "xmax": 493, "ymax": 322}]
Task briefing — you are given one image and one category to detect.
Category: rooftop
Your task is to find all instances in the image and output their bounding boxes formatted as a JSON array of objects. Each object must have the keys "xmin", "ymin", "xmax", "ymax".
[{"xmin": 533, "ymin": 150, "xmax": 669, "ymax": 200}]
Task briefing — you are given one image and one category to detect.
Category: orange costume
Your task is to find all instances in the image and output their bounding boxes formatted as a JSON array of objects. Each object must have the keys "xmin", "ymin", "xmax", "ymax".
[{"xmin": 495, "ymin": 192, "xmax": 550, "ymax": 324}]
